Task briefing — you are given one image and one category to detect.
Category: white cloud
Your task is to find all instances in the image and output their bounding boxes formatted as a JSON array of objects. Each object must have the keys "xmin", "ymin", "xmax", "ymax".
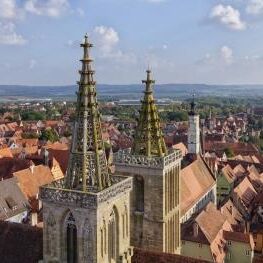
[
  {"xmin": 210, "ymin": 4, "xmax": 246, "ymax": 30},
  {"xmin": 24, "ymin": 0, "xmax": 69, "ymax": 17},
  {"xmin": 0, "ymin": 0, "xmax": 17, "ymax": 19},
  {"xmin": 246, "ymin": 0, "xmax": 263, "ymax": 15},
  {"xmin": 221, "ymin": 46, "xmax": 233, "ymax": 64},
  {"xmin": 91, "ymin": 25, "xmax": 137, "ymax": 65},
  {"xmin": 162, "ymin": 44, "xmax": 168, "ymax": 50},
  {"xmin": 0, "ymin": 22, "xmax": 27, "ymax": 45},
  {"xmin": 93, "ymin": 26, "xmax": 119, "ymax": 54}
]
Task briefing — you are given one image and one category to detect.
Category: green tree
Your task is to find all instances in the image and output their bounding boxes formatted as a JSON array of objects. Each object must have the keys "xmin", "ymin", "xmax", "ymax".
[
  {"xmin": 40, "ymin": 129, "xmax": 59, "ymax": 142},
  {"xmin": 224, "ymin": 147, "xmax": 234, "ymax": 158}
]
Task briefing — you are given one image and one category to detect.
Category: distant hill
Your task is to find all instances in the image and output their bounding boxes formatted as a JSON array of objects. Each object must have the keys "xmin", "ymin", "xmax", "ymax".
[{"xmin": 0, "ymin": 84, "xmax": 263, "ymax": 101}]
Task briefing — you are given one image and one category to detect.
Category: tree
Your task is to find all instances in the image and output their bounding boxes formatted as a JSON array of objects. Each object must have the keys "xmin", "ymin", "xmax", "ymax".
[
  {"xmin": 40, "ymin": 129, "xmax": 59, "ymax": 142},
  {"xmin": 224, "ymin": 147, "xmax": 234, "ymax": 158}
]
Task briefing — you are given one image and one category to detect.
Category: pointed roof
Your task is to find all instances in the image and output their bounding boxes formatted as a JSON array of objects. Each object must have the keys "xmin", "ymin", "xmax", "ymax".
[
  {"xmin": 189, "ymin": 94, "xmax": 197, "ymax": 116},
  {"xmin": 65, "ymin": 35, "xmax": 111, "ymax": 192},
  {"xmin": 132, "ymin": 70, "xmax": 167, "ymax": 157}
]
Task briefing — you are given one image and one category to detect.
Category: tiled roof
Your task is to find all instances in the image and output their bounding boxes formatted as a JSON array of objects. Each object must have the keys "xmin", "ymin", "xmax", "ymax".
[
  {"xmin": 0, "ymin": 177, "xmax": 28, "ymax": 220},
  {"xmin": 196, "ymin": 203, "xmax": 230, "ymax": 244},
  {"xmin": 45, "ymin": 142, "xmax": 69, "ymax": 151},
  {"xmin": 0, "ymin": 157, "xmax": 31, "ymax": 179},
  {"xmin": 220, "ymin": 165, "xmax": 235, "ymax": 184},
  {"xmin": 181, "ymin": 156, "xmax": 216, "ymax": 215},
  {"xmin": 47, "ymin": 149, "xmax": 69, "ymax": 174},
  {"xmin": 182, "ymin": 203, "xmax": 231, "ymax": 263},
  {"xmin": 233, "ymin": 164, "xmax": 246, "ymax": 178},
  {"xmin": 14, "ymin": 165, "xmax": 54, "ymax": 200},
  {"xmin": 0, "ymin": 221, "xmax": 43, "ymax": 263},
  {"xmin": 223, "ymin": 230, "xmax": 251, "ymax": 244},
  {"xmin": 205, "ymin": 142, "xmax": 259, "ymax": 156},
  {"xmin": 0, "ymin": 148, "xmax": 13, "ymax": 158},
  {"xmin": 173, "ymin": 142, "xmax": 188, "ymax": 157},
  {"xmin": 220, "ymin": 199, "xmax": 244, "ymax": 227},
  {"xmin": 233, "ymin": 177, "xmax": 257, "ymax": 207}
]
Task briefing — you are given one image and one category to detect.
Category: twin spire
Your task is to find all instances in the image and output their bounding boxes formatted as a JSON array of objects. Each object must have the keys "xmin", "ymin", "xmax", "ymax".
[
  {"xmin": 65, "ymin": 35, "xmax": 111, "ymax": 192},
  {"xmin": 65, "ymin": 35, "xmax": 168, "ymax": 192},
  {"xmin": 132, "ymin": 69, "xmax": 167, "ymax": 157}
]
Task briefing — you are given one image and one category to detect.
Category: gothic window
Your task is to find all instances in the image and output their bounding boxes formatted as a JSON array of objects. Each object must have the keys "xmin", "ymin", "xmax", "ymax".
[
  {"xmin": 135, "ymin": 176, "xmax": 144, "ymax": 212},
  {"xmin": 108, "ymin": 209, "xmax": 118, "ymax": 262},
  {"xmin": 66, "ymin": 212, "xmax": 78, "ymax": 263}
]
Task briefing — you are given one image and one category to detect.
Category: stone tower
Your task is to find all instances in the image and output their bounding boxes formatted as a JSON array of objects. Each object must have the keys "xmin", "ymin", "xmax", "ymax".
[
  {"xmin": 187, "ymin": 96, "xmax": 200, "ymax": 155},
  {"xmin": 114, "ymin": 70, "xmax": 182, "ymax": 254},
  {"xmin": 40, "ymin": 35, "xmax": 133, "ymax": 263}
]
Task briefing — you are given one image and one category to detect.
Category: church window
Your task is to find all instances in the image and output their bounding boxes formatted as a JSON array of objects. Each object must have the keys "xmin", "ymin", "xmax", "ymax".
[{"xmin": 66, "ymin": 213, "xmax": 78, "ymax": 263}]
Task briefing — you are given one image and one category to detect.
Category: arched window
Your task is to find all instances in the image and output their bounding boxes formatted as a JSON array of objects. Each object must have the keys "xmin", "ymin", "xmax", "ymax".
[
  {"xmin": 135, "ymin": 176, "xmax": 144, "ymax": 212},
  {"xmin": 108, "ymin": 209, "xmax": 118, "ymax": 262},
  {"xmin": 66, "ymin": 212, "xmax": 78, "ymax": 263}
]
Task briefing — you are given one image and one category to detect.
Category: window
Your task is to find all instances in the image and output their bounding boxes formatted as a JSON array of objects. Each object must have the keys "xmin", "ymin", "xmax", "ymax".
[
  {"xmin": 182, "ymin": 240, "xmax": 185, "ymax": 245},
  {"xmin": 198, "ymin": 243, "xmax": 202, "ymax": 248},
  {"xmin": 227, "ymin": 240, "xmax": 232, "ymax": 246},
  {"xmin": 245, "ymin": 250, "xmax": 250, "ymax": 256},
  {"xmin": 66, "ymin": 213, "xmax": 78, "ymax": 263},
  {"xmin": 135, "ymin": 176, "xmax": 144, "ymax": 212},
  {"xmin": 108, "ymin": 209, "xmax": 117, "ymax": 262}
]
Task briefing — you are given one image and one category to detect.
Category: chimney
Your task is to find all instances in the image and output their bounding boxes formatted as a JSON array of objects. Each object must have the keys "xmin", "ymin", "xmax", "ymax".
[
  {"xmin": 44, "ymin": 148, "xmax": 49, "ymax": 166},
  {"xmin": 29, "ymin": 161, "xmax": 35, "ymax": 174}
]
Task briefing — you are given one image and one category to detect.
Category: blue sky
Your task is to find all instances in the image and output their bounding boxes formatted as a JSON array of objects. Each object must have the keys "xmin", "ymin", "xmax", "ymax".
[{"xmin": 1, "ymin": 0, "xmax": 263, "ymax": 85}]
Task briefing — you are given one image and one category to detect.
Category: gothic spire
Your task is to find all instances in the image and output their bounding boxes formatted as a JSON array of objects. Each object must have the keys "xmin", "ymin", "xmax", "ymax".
[
  {"xmin": 65, "ymin": 35, "xmax": 111, "ymax": 192},
  {"xmin": 132, "ymin": 69, "xmax": 167, "ymax": 157}
]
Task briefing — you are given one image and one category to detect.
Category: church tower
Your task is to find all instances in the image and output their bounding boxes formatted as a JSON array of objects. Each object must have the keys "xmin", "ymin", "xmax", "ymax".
[
  {"xmin": 187, "ymin": 96, "xmax": 200, "ymax": 155},
  {"xmin": 40, "ymin": 35, "xmax": 133, "ymax": 263},
  {"xmin": 115, "ymin": 70, "xmax": 182, "ymax": 254}
]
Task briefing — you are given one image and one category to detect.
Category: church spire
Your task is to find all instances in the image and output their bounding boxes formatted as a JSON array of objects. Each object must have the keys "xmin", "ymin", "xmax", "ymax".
[
  {"xmin": 189, "ymin": 93, "xmax": 196, "ymax": 116},
  {"xmin": 132, "ymin": 69, "xmax": 167, "ymax": 157},
  {"xmin": 65, "ymin": 34, "xmax": 111, "ymax": 192}
]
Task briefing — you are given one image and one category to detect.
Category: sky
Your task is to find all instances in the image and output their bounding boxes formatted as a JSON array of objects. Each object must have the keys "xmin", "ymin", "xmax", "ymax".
[{"xmin": 1, "ymin": 0, "xmax": 263, "ymax": 85}]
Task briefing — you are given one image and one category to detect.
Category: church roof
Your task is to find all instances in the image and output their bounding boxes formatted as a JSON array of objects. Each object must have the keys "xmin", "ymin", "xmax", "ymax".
[{"xmin": 181, "ymin": 155, "xmax": 216, "ymax": 215}]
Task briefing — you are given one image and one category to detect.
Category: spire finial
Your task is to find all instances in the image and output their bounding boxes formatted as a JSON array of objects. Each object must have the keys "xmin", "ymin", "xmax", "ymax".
[{"xmin": 189, "ymin": 92, "xmax": 196, "ymax": 115}]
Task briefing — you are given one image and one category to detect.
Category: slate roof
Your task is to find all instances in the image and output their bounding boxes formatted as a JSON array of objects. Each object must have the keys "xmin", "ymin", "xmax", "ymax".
[{"xmin": 0, "ymin": 177, "xmax": 28, "ymax": 220}]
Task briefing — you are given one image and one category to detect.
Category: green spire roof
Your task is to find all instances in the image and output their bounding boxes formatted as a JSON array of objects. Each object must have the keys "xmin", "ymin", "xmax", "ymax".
[
  {"xmin": 65, "ymin": 35, "xmax": 111, "ymax": 192},
  {"xmin": 132, "ymin": 70, "xmax": 167, "ymax": 157}
]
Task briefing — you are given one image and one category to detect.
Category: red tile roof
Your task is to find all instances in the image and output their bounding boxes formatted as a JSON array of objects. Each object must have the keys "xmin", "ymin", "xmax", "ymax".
[{"xmin": 181, "ymin": 156, "xmax": 215, "ymax": 215}]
